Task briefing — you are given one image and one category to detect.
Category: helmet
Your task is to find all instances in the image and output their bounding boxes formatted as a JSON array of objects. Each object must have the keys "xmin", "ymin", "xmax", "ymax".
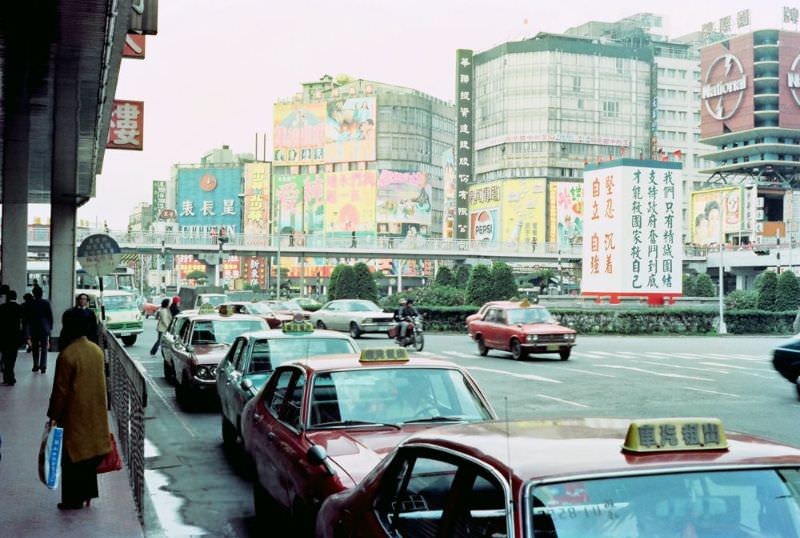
[
  {"xmin": 399, "ymin": 298, "xmax": 407, "ymax": 305},
  {"xmin": 172, "ymin": 296, "xmax": 181, "ymax": 305},
  {"xmin": 406, "ymin": 298, "xmax": 414, "ymax": 305}
]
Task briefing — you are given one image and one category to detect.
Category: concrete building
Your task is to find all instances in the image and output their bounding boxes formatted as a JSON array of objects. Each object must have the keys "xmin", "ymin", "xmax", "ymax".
[{"xmin": 128, "ymin": 202, "xmax": 153, "ymax": 232}]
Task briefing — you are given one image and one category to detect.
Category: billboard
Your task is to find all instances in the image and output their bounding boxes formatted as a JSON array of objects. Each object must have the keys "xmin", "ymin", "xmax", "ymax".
[
  {"xmin": 455, "ymin": 49, "xmax": 475, "ymax": 240},
  {"xmin": 779, "ymin": 31, "xmax": 800, "ymax": 128},
  {"xmin": 582, "ymin": 159, "xmax": 683, "ymax": 297},
  {"xmin": 151, "ymin": 180, "xmax": 167, "ymax": 220},
  {"xmin": 275, "ymin": 175, "xmax": 305, "ymax": 234},
  {"xmin": 176, "ymin": 167, "xmax": 242, "ymax": 234},
  {"xmin": 468, "ymin": 182, "xmax": 501, "ymax": 241},
  {"xmin": 376, "ymin": 170, "xmax": 432, "ymax": 226},
  {"xmin": 501, "ymin": 179, "xmax": 546, "ymax": 247},
  {"xmin": 690, "ymin": 187, "xmax": 742, "ymax": 246},
  {"xmin": 243, "ymin": 256, "xmax": 268, "ymax": 289},
  {"xmin": 442, "ymin": 148, "xmax": 456, "ymax": 238},
  {"xmin": 107, "ymin": 100, "xmax": 144, "ymax": 150},
  {"xmin": 304, "ymin": 174, "xmax": 325, "ymax": 234},
  {"xmin": 325, "ymin": 97, "xmax": 376, "ymax": 163},
  {"xmin": 324, "ymin": 171, "xmax": 377, "ymax": 233},
  {"xmin": 548, "ymin": 182, "xmax": 584, "ymax": 249},
  {"xmin": 273, "ymin": 102, "xmax": 326, "ymax": 165},
  {"xmin": 243, "ymin": 162, "xmax": 270, "ymax": 237},
  {"xmin": 700, "ymin": 33, "xmax": 754, "ymax": 138}
]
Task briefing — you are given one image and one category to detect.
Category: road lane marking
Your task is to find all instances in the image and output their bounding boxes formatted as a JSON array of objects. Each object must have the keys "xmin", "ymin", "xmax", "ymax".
[
  {"xmin": 574, "ymin": 352, "xmax": 606, "ymax": 359},
  {"xmin": 683, "ymin": 386, "xmax": 740, "ymax": 398},
  {"xmin": 443, "ymin": 351, "xmax": 479, "ymax": 359},
  {"xmin": 698, "ymin": 362, "xmax": 774, "ymax": 379},
  {"xmin": 567, "ymin": 367, "xmax": 616, "ymax": 378},
  {"xmin": 467, "ymin": 366, "xmax": 562, "ymax": 384},
  {"xmin": 702, "ymin": 353, "xmax": 767, "ymax": 363},
  {"xmin": 591, "ymin": 351, "xmax": 618, "ymax": 357},
  {"xmin": 595, "ymin": 364, "xmax": 711, "ymax": 381},
  {"xmin": 637, "ymin": 360, "xmax": 728, "ymax": 374},
  {"xmin": 535, "ymin": 393, "xmax": 590, "ymax": 408}
]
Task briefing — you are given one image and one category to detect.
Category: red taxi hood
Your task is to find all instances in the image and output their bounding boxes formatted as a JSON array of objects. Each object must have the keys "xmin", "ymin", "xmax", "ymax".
[
  {"xmin": 517, "ymin": 322, "xmax": 575, "ymax": 334},
  {"xmin": 192, "ymin": 344, "xmax": 229, "ymax": 366},
  {"xmin": 306, "ymin": 427, "xmax": 421, "ymax": 486}
]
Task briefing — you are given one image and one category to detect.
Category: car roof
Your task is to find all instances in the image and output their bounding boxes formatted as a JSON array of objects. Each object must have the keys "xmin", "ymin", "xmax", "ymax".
[
  {"xmin": 401, "ymin": 419, "xmax": 800, "ymax": 482},
  {"xmin": 484, "ymin": 301, "xmax": 544, "ymax": 310},
  {"xmin": 238, "ymin": 329, "xmax": 354, "ymax": 340},
  {"xmin": 283, "ymin": 354, "xmax": 463, "ymax": 373},
  {"xmin": 183, "ymin": 313, "xmax": 265, "ymax": 322}
]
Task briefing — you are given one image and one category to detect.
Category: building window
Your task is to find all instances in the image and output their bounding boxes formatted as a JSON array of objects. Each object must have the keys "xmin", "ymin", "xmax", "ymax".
[
  {"xmin": 572, "ymin": 76, "xmax": 581, "ymax": 92},
  {"xmin": 602, "ymin": 101, "xmax": 619, "ymax": 118}
]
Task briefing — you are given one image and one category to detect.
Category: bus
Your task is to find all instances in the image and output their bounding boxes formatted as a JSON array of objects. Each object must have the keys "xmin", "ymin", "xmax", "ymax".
[{"xmin": 27, "ymin": 260, "xmax": 138, "ymax": 296}]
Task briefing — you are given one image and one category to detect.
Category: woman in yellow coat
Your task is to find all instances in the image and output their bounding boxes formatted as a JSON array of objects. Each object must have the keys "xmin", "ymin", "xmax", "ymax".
[{"xmin": 47, "ymin": 311, "xmax": 111, "ymax": 510}]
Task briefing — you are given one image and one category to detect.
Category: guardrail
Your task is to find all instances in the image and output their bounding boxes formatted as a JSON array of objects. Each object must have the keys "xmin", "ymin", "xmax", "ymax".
[{"xmin": 101, "ymin": 327, "xmax": 147, "ymax": 523}]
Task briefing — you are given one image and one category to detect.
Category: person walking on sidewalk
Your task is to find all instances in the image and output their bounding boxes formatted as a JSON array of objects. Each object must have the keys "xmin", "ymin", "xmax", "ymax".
[
  {"xmin": 65, "ymin": 293, "xmax": 99, "ymax": 346},
  {"xmin": 150, "ymin": 298, "xmax": 172, "ymax": 356},
  {"xmin": 47, "ymin": 311, "xmax": 111, "ymax": 510},
  {"xmin": 169, "ymin": 295, "xmax": 181, "ymax": 317},
  {"xmin": 0, "ymin": 290, "xmax": 23, "ymax": 385},
  {"xmin": 27, "ymin": 286, "xmax": 53, "ymax": 374}
]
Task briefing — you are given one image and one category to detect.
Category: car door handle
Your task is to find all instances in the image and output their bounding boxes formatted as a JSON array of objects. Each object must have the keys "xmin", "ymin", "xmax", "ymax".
[{"xmin": 267, "ymin": 432, "xmax": 276, "ymax": 441}]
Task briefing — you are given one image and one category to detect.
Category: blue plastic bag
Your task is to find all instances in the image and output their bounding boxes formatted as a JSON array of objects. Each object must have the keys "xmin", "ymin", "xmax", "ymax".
[{"xmin": 38, "ymin": 422, "xmax": 63, "ymax": 490}]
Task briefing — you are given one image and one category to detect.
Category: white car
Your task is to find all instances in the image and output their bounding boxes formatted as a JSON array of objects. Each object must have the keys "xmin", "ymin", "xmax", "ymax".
[{"xmin": 309, "ymin": 299, "xmax": 395, "ymax": 338}]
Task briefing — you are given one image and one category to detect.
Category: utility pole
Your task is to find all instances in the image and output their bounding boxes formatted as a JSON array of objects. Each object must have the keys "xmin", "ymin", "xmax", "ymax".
[
  {"xmin": 718, "ymin": 193, "xmax": 727, "ymax": 335},
  {"xmin": 276, "ymin": 203, "xmax": 281, "ymax": 300}
]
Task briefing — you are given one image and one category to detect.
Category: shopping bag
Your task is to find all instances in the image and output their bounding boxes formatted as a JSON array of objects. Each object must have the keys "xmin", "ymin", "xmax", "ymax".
[
  {"xmin": 38, "ymin": 421, "xmax": 64, "ymax": 490},
  {"xmin": 96, "ymin": 433, "xmax": 122, "ymax": 474}
]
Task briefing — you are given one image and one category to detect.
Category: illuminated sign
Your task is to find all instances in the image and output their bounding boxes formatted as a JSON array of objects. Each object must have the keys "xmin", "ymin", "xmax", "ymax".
[{"xmin": 702, "ymin": 54, "xmax": 747, "ymax": 120}]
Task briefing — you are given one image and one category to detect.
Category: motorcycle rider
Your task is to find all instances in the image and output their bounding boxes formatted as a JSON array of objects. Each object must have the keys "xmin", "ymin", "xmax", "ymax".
[{"xmin": 394, "ymin": 298, "xmax": 419, "ymax": 344}]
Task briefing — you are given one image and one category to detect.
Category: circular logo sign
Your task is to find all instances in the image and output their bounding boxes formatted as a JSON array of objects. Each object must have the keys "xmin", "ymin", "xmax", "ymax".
[
  {"xmin": 199, "ymin": 174, "xmax": 217, "ymax": 191},
  {"xmin": 77, "ymin": 234, "xmax": 121, "ymax": 277},
  {"xmin": 473, "ymin": 211, "xmax": 494, "ymax": 241},
  {"xmin": 159, "ymin": 208, "xmax": 177, "ymax": 220},
  {"xmin": 789, "ymin": 54, "xmax": 800, "ymax": 106},
  {"xmin": 702, "ymin": 54, "xmax": 747, "ymax": 121}
]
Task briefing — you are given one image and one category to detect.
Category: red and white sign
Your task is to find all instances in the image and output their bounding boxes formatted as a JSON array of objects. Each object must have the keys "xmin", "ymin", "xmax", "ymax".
[
  {"xmin": 122, "ymin": 34, "xmax": 146, "ymax": 59},
  {"xmin": 107, "ymin": 100, "xmax": 144, "ymax": 150}
]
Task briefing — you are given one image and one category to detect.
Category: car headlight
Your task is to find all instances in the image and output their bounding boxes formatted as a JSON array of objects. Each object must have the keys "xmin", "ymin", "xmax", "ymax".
[
  {"xmin": 196, "ymin": 366, "xmax": 216, "ymax": 380},
  {"xmin": 526, "ymin": 334, "xmax": 538, "ymax": 342},
  {"xmin": 564, "ymin": 334, "xmax": 575, "ymax": 341}
]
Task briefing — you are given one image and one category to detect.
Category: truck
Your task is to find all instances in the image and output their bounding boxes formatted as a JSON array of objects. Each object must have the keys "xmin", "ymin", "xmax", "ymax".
[{"xmin": 178, "ymin": 286, "xmax": 228, "ymax": 311}]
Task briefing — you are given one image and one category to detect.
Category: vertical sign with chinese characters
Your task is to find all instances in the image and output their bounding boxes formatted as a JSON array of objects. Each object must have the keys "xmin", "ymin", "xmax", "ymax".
[
  {"xmin": 582, "ymin": 160, "xmax": 683, "ymax": 299},
  {"xmin": 107, "ymin": 100, "xmax": 144, "ymax": 150},
  {"xmin": 243, "ymin": 162, "xmax": 271, "ymax": 236},
  {"xmin": 151, "ymin": 180, "xmax": 167, "ymax": 221},
  {"xmin": 455, "ymin": 49, "xmax": 474, "ymax": 240}
]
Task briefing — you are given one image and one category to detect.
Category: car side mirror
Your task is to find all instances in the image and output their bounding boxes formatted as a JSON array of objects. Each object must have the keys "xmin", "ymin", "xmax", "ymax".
[
  {"xmin": 240, "ymin": 378, "xmax": 255, "ymax": 394},
  {"xmin": 307, "ymin": 444, "xmax": 335, "ymax": 476}
]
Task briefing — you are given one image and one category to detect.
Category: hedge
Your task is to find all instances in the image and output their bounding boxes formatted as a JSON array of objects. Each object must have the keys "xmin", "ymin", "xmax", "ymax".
[{"xmin": 410, "ymin": 306, "xmax": 797, "ymax": 335}]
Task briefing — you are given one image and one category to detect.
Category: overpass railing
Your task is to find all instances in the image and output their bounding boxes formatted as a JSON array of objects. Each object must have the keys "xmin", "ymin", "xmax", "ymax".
[{"xmin": 101, "ymin": 327, "xmax": 147, "ymax": 523}]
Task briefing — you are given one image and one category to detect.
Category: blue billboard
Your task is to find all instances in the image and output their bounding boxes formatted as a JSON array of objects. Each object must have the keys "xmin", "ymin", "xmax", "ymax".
[{"xmin": 176, "ymin": 167, "xmax": 242, "ymax": 235}]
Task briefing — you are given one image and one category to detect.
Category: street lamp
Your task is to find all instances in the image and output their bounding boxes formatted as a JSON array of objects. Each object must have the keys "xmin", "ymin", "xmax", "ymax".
[{"xmin": 717, "ymin": 193, "xmax": 727, "ymax": 335}]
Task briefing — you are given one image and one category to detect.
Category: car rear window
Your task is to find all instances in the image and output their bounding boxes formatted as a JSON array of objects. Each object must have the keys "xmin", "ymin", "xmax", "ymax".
[
  {"xmin": 249, "ymin": 338, "xmax": 356, "ymax": 373},
  {"xmin": 191, "ymin": 319, "xmax": 267, "ymax": 345}
]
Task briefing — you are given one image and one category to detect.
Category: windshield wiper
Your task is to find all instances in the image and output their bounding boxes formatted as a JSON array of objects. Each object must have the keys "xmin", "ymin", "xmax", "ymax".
[
  {"xmin": 402, "ymin": 416, "xmax": 466, "ymax": 424},
  {"xmin": 312, "ymin": 420, "xmax": 401, "ymax": 430}
]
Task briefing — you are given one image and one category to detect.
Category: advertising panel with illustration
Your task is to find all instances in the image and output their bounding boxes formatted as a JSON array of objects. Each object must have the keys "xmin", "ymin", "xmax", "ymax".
[
  {"xmin": 501, "ymin": 179, "xmax": 546, "ymax": 247},
  {"xmin": 303, "ymin": 174, "xmax": 325, "ymax": 234},
  {"xmin": 582, "ymin": 159, "xmax": 683, "ymax": 298},
  {"xmin": 325, "ymin": 97, "xmax": 376, "ymax": 163},
  {"xmin": 324, "ymin": 171, "xmax": 377, "ymax": 233},
  {"xmin": 274, "ymin": 175, "xmax": 305, "ymax": 235},
  {"xmin": 549, "ymin": 182, "xmax": 584, "ymax": 249},
  {"xmin": 176, "ymin": 167, "xmax": 242, "ymax": 234},
  {"xmin": 376, "ymin": 170, "xmax": 432, "ymax": 226},
  {"xmin": 690, "ymin": 187, "xmax": 742, "ymax": 246},
  {"xmin": 699, "ymin": 33, "xmax": 754, "ymax": 138},
  {"xmin": 273, "ymin": 102, "xmax": 326, "ymax": 165},
  {"xmin": 243, "ymin": 162, "xmax": 270, "ymax": 237},
  {"xmin": 468, "ymin": 182, "xmax": 502, "ymax": 242}
]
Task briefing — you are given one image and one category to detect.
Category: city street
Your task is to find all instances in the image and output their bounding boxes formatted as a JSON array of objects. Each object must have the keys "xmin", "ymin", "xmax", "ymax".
[{"xmin": 130, "ymin": 319, "xmax": 797, "ymax": 536}]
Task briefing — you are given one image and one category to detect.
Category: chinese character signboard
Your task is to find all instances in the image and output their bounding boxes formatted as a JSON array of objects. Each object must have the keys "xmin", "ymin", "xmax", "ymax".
[
  {"xmin": 243, "ymin": 162, "xmax": 270, "ymax": 236},
  {"xmin": 690, "ymin": 187, "xmax": 742, "ymax": 246},
  {"xmin": 122, "ymin": 34, "xmax": 146, "ymax": 59},
  {"xmin": 273, "ymin": 102, "xmax": 326, "ymax": 165},
  {"xmin": 455, "ymin": 49, "xmax": 474, "ymax": 240},
  {"xmin": 548, "ymin": 182, "xmax": 584, "ymax": 249},
  {"xmin": 468, "ymin": 182, "xmax": 501, "ymax": 242},
  {"xmin": 243, "ymin": 256, "xmax": 268, "ymax": 289},
  {"xmin": 176, "ymin": 167, "xmax": 242, "ymax": 234},
  {"xmin": 325, "ymin": 97, "xmax": 376, "ymax": 163},
  {"xmin": 582, "ymin": 160, "xmax": 683, "ymax": 300},
  {"xmin": 107, "ymin": 100, "xmax": 144, "ymax": 150},
  {"xmin": 151, "ymin": 180, "xmax": 167, "ymax": 220}
]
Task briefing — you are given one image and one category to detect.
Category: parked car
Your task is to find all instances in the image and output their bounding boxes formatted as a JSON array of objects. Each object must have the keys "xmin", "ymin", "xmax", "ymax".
[
  {"xmin": 79, "ymin": 289, "xmax": 143, "ymax": 346},
  {"xmin": 309, "ymin": 299, "xmax": 395, "ymax": 338},
  {"xmin": 216, "ymin": 325, "xmax": 358, "ymax": 449},
  {"xmin": 241, "ymin": 349, "xmax": 496, "ymax": 533},
  {"xmin": 772, "ymin": 335, "xmax": 800, "ymax": 399},
  {"xmin": 162, "ymin": 306, "xmax": 267, "ymax": 408},
  {"xmin": 261, "ymin": 299, "xmax": 310, "ymax": 319},
  {"xmin": 317, "ymin": 417, "xmax": 800, "ymax": 537},
  {"xmin": 467, "ymin": 300, "xmax": 576, "ymax": 360},
  {"xmin": 219, "ymin": 301, "xmax": 291, "ymax": 329}
]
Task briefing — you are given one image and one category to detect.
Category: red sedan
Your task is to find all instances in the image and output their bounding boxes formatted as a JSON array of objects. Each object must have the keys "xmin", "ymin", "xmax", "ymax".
[
  {"xmin": 317, "ymin": 417, "xmax": 800, "ymax": 537},
  {"xmin": 240, "ymin": 349, "xmax": 496, "ymax": 534},
  {"xmin": 468, "ymin": 300, "xmax": 576, "ymax": 360}
]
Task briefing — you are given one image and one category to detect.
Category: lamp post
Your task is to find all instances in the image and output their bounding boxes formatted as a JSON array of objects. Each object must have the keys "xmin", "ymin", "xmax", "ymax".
[
  {"xmin": 275, "ymin": 202, "xmax": 282, "ymax": 300},
  {"xmin": 717, "ymin": 193, "xmax": 727, "ymax": 335}
]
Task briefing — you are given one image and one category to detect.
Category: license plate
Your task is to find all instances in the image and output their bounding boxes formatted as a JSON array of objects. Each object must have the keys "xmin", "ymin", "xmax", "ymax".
[
  {"xmin": 546, "ymin": 344, "xmax": 560, "ymax": 351},
  {"xmin": 375, "ymin": 325, "xmax": 389, "ymax": 331},
  {"xmin": 119, "ymin": 332, "xmax": 132, "ymax": 337}
]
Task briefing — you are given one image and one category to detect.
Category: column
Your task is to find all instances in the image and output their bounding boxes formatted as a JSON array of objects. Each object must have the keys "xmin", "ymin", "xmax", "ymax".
[
  {"xmin": 1, "ymin": 105, "xmax": 30, "ymax": 296},
  {"xmin": 50, "ymin": 203, "xmax": 77, "ymax": 337}
]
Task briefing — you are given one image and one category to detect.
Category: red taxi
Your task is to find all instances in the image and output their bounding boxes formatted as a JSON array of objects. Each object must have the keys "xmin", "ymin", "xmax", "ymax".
[
  {"xmin": 240, "ymin": 348, "xmax": 496, "ymax": 533},
  {"xmin": 219, "ymin": 301, "xmax": 292, "ymax": 329},
  {"xmin": 468, "ymin": 300, "xmax": 576, "ymax": 360},
  {"xmin": 317, "ymin": 417, "xmax": 800, "ymax": 537}
]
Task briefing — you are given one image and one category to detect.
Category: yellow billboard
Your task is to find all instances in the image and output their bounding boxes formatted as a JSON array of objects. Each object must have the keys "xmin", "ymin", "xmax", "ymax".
[
  {"xmin": 501, "ymin": 179, "xmax": 547, "ymax": 246},
  {"xmin": 324, "ymin": 170, "xmax": 377, "ymax": 233},
  {"xmin": 690, "ymin": 187, "xmax": 742, "ymax": 245},
  {"xmin": 468, "ymin": 182, "xmax": 502, "ymax": 241},
  {"xmin": 243, "ymin": 162, "xmax": 270, "ymax": 237}
]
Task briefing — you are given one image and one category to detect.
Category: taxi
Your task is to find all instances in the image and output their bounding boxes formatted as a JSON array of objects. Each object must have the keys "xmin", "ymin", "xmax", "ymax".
[
  {"xmin": 317, "ymin": 417, "xmax": 800, "ymax": 537},
  {"xmin": 240, "ymin": 348, "xmax": 496, "ymax": 533},
  {"xmin": 165, "ymin": 303, "xmax": 268, "ymax": 409},
  {"xmin": 468, "ymin": 299, "xmax": 576, "ymax": 360},
  {"xmin": 216, "ymin": 319, "xmax": 358, "ymax": 448},
  {"xmin": 219, "ymin": 301, "xmax": 292, "ymax": 329}
]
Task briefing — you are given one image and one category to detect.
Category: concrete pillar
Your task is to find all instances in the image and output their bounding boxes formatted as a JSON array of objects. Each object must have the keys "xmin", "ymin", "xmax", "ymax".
[
  {"xmin": 1, "ymin": 106, "xmax": 30, "ymax": 295},
  {"xmin": 50, "ymin": 203, "xmax": 77, "ymax": 336}
]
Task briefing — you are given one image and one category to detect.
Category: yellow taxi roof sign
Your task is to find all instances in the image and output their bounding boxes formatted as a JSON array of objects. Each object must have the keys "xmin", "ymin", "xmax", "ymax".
[
  {"xmin": 623, "ymin": 417, "xmax": 728, "ymax": 453},
  {"xmin": 519, "ymin": 298, "xmax": 531, "ymax": 308},
  {"xmin": 218, "ymin": 305, "xmax": 234, "ymax": 317},
  {"xmin": 282, "ymin": 320, "xmax": 315, "ymax": 334},
  {"xmin": 359, "ymin": 348, "xmax": 409, "ymax": 363},
  {"xmin": 198, "ymin": 303, "xmax": 216, "ymax": 315}
]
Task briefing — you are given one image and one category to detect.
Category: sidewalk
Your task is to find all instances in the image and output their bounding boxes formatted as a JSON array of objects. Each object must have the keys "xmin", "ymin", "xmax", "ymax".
[{"xmin": 0, "ymin": 351, "xmax": 144, "ymax": 537}]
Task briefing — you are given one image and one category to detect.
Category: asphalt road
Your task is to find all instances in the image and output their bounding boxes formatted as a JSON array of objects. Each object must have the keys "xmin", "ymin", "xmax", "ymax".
[{"xmin": 129, "ymin": 319, "xmax": 797, "ymax": 536}]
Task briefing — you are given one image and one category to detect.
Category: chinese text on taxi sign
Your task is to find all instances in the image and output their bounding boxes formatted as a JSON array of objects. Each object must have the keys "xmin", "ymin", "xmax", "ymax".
[{"xmin": 107, "ymin": 100, "xmax": 144, "ymax": 150}]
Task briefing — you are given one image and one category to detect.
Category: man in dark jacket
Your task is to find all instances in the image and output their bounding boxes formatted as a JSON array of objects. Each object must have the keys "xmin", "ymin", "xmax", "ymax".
[
  {"xmin": 27, "ymin": 286, "xmax": 54, "ymax": 373},
  {"xmin": 63, "ymin": 293, "xmax": 99, "ymax": 347},
  {"xmin": 0, "ymin": 290, "xmax": 24, "ymax": 385}
]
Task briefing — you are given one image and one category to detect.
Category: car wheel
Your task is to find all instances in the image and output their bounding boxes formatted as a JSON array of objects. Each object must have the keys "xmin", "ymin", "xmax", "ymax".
[
  {"xmin": 349, "ymin": 322, "xmax": 362, "ymax": 339},
  {"xmin": 477, "ymin": 336, "xmax": 489, "ymax": 356},
  {"xmin": 121, "ymin": 335, "xmax": 137, "ymax": 347},
  {"xmin": 175, "ymin": 374, "xmax": 192, "ymax": 410},
  {"xmin": 163, "ymin": 359, "xmax": 175, "ymax": 384},
  {"xmin": 510, "ymin": 339, "xmax": 526, "ymax": 361},
  {"xmin": 316, "ymin": 320, "xmax": 326, "ymax": 330},
  {"xmin": 559, "ymin": 347, "xmax": 571, "ymax": 361}
]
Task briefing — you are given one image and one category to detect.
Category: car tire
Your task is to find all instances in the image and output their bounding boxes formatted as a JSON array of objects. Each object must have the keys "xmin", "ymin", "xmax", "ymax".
[
  {"xmin": 510, "ymin": 339, "xmax": 526, "ymax": 361},
  {"xmin": 175, "ymin": 374, "xmax": 192, "ymax": 410},
  {"xmin": 222, "ymin": 416, "xmax": 237, "ymax": 448},
  {"xmin": 349, "ymin": 322, "xmax": 361, "ymax": 339},
  {"xmin": 559, "ymin": 347, "xmax": 571, "ymax": 361},
  {"xmin": 477, "ymin": 336, "xmax": 489, "ymax": 356},
  {"xmin": 316, "ymin": 320, "xmax": 326, "ymax": 330},
  {"xmin": 121, "ymin": 335, "xmax": 137, "ymax": 347},
  {"xmin": 163, "ymin": 359, "xmax": 176, "ymax": 384}
]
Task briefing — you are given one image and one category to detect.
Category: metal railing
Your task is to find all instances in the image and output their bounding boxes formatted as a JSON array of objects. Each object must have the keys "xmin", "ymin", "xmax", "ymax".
[{"xmin": 101, "ymin": 327, "xmax": 148, "ymax": 523}]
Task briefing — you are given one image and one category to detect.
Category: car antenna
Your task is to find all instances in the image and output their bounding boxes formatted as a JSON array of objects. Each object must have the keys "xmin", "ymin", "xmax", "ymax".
[{"xmin": 504, "ymin": 396, "xmax": 514, "ymax": 513}]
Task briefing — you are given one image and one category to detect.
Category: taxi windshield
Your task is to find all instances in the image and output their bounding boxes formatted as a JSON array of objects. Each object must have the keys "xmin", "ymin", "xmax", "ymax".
[
  {"xmin": 248, "ymin": 338, "xmax": 356, "ymax": 373},
  {"xmin": 103, "ymin": 295, "xmax": 137, "ymax": 311},
  {"xmin": 192, "ymin": 319, "xmax": 266, "ymax": 345},
  {"xmin": 506, "ymin": 308, "xmax": 554, "ymax": 325},
  {"xmin": 530, "ymin": 468, "xmax": 800, "ymax": 537},
  {"xmin": 308, "ymin": 368, "xmax": 492, "ymax": 427}
]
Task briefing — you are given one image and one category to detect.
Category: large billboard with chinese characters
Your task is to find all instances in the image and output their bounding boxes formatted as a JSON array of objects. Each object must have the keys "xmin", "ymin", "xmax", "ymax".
[
  {"xmin": 151, "ymin": 180, "xmax": 167, "ymax": 221},
  {"xmin": 324, "ymin": 171, "xmax": 377, "ymax": 233},
  {"xmin": 468, "ymin": 182, "xmax": 501, "ymax": 241},
  {"xmin": 273, "ymin": 102, "xmax": 326, "ymax": 165},
  {"xmin": 376, "ymin": 170, "xmax": 432, "ymax": 227},
  {"xmin": 548, "ymin": 182, "xmax": 584, "ymax": 249},
  {"xmin": 243, "ymin": 162, "xmax": 270, "ymax": 237},
  {"xmin": 176, "ymin": 167, "xmax": 242, "ymax": 234},
  {"xmin": 690, "ymin": 186, "xmax": 742, "ymax": 246},
  {"xmin": 501, "ymin": 179, "xmax": 546, "ymax": 247},
  {"xmin": 582, "ymin": 160, "xmax": 683, "ymax": 298},
  {"xmin": 699, "ymin": 33, "xmax": 754, "ymax": 138},
  {"xmin": 107, "ymin": 100, "xmax": 144, "ymax": 150},
  {"xmin": 455, "ymin": 49, "xmax": 474, "ymax": 240},
  {"xmin": 324, "ymin": 97, "xmax": 376, "ymax": 163}
]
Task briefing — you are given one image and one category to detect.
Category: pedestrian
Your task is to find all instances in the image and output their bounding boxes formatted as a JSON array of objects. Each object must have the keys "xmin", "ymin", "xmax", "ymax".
[
  {"xmin": 61, "ymin": 293, "xmax": 99, "ymax": 348},
  {"xmin": 0, "ymin": 290, "xmax": 23, "ymax": 385},
  {"xmin": 219, "ymin": 226, "xmax": 227, "ymax": 244},
  {"xmin": 351, "ymin": 231, "xmax": 357, "ymax": 248},
  {"xmin": 150, "ymin": 298, "xmax": 172, "ymax": 356},
  {"xmin": 210, "ymin": 227, "xmax": 217, "ymax": 244},
  {"xmin": 47, "ymin": 310, "xmax": 111, "ymax": 510},
  {"xmin": 27, "ymin": 286, "xmax": 53, "ymax": 373},
  {"xmin": 21, "ymin": 292, "xmax": 34, "ymax": 352},
  {"xmin": 169, "ymin": 295, "xmax": 181, "ymax": 317},
  {"xmin": 32, "ymin": 279, "xmax": 43, "ymax": 297}
]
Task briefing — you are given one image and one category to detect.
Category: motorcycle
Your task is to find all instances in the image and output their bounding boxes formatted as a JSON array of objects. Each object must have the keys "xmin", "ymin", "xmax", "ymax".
[{"xmin": 388, "ymin": 316, "xmax": 424, "ymax": 352}]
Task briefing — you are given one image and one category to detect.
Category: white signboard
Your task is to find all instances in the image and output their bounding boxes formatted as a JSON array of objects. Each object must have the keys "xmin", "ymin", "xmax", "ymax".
[{"xmin": 582, "ymin": 160, "xmax": 683, "ymax": 296}]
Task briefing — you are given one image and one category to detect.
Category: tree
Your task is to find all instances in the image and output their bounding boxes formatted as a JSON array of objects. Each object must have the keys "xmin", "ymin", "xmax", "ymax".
[
  {"xmin": 756, "ymin": 271, "xmax": 778, "ymax": 311},
  {"xmin": 776, "ymin": 271, "xmax": 800, "ymax": 311},
  {"xmin": 466, "ymin": 264, "xmax": 493, "ymax": 306},
  {"xmin": 490, "ymin": 262, "xmax": 518, "ymax": 300},
  {"xmin": 682, "ymin": 274, "xmax": 695, "ymax": 296},
  {"xmin": 186, "ymin": 270, "xmax": 207, "ymax": 283},
  {"xmin": 434, "ymin": 266, "xmax": 455, "ymax": 287},
  {"xmin": 454, "ymin": 264, "xmax": 471, "ymax": 288},
  {"xmin": 352, "ymin": 262, "xmax": 378, "ymax": 302},
  {"xmin": 334, "ymin": 265, "xmax": 358, "ymax": 299},
  {"xmin": 327, "ymin": 264, "xmax": 346, "ymax": 302},
  {"xmin": 693, "ymin": 273, "xmax": 716, "ymax": 297},
  {"xmin": 534, "ymin": 268, "xmax": 555, "ymax": 294}
]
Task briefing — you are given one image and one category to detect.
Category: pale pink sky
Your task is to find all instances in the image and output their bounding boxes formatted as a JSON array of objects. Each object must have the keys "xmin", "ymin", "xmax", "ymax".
[{"xmin": 68, "ymin": 0, "xmax": 793, "ymax": 229}]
